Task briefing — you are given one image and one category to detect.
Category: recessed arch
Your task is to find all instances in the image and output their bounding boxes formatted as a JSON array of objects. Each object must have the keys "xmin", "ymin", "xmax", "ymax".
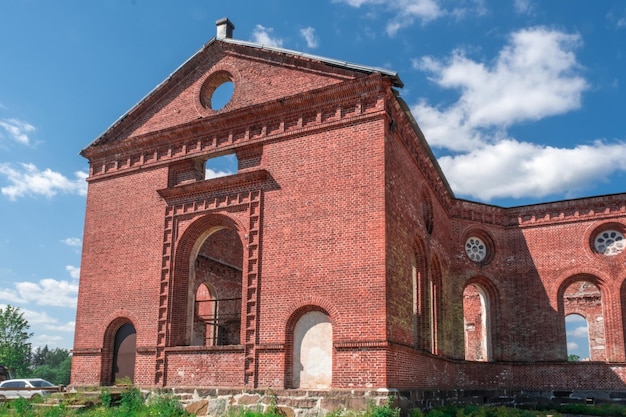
[
  {"xmin": 559, "ymin": 275, "xmax": 605, "ymax": 361},
  {"xmin": 170, "ymin": 213, "xmax": 246, "ymax": 347},
  {"xmin": 463, "ymin": 277, "xmax": 498, "ymax": 362},
  {"xmin": 102, "ymin": 318, "xmax": 136, "ymax": 386},
  {"xmin": 285, "ymin": 306, "xmax": 332, "ymax": 389}
]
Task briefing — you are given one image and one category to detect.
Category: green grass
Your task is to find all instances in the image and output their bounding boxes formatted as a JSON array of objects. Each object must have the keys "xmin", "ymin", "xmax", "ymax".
[
  {"xmin": 1, "ymin": 390, "xmax": 625, "ymax": 417},
  {"xmin": 0, "ymin": 387, "xmax": 190, "ymax": 417}
]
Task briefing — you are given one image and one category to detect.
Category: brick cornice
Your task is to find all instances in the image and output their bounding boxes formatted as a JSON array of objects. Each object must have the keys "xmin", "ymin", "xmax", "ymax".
[
  {"xmin": 83, "ymin": 75, "xmax": 389, "ymax": 180},
  {"xmin": 450, "ymin": 193, "xmax": 626, "ymax": 228}
]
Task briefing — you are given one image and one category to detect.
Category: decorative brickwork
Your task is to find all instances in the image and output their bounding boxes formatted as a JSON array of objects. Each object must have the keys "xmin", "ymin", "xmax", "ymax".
[{"xmin": 72, "ymin": 27, "xmax": 626, "ymax": 397}]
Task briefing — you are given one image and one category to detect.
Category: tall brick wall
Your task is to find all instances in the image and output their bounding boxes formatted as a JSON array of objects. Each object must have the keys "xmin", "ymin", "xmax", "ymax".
[{"xmin": 73, "ymin": 35, "xmax": 626, "ymax": 394}]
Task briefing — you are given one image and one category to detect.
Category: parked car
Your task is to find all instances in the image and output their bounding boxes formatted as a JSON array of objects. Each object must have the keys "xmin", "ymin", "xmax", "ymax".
[{"xmin": 0, "ymin": 378, "xmax": 58, "ymax": 399}]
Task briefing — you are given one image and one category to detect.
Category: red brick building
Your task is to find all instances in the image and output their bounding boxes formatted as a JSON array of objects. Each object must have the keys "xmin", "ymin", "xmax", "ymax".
[{"xmin": 72, "ymin": 19, "xmax": 626, "ymax": 395}]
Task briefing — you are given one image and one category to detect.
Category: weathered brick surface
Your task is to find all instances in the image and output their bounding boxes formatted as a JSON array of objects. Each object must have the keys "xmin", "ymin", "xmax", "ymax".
[{"xmin": 72, "ymin": 37, "xmax": 626, "ymax": 394}]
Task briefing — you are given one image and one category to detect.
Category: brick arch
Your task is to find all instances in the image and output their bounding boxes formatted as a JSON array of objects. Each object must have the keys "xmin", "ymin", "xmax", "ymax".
[
  {"xmin": 282, "ymin": 297, "xmax": 339, "ymax": 331},
  {"xmin": 556, "ymin": 273, "xmax": 606, "ymax": 312},
  {"xmin": 558, "ymin": 273, "xmax": 607, "ymax": 361},
  {"xmin": 548, "ymin": 267, "xmax": 610, "ymax": 306},
  {"xmin": 170, "ymin": 212, "xmax": 247, "ymax": 346},
  {"xmin": 101, "ymin": 315, "xmax": 137, "ymax": 386},
  {"xmin": 195, "ymin": 61, "xmax": 243, "ymax": 116},
  {"xmin": 284, "ymin": 304, "xmax": 334, "ymax": 389},
  {"xmin": 463, "ymin": 276, "xmax": 499, "ymax": 361}
]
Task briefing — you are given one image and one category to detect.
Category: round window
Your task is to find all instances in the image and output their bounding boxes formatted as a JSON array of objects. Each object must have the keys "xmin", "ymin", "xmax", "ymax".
[
  {"xmin": 465, "ymin": 237, "xmax": 487, "ymax": 263},
  {"xmin": 200, "ymin": 71, "xmax": 235, "ymax": 111},
  {"xmin": 594, "ymin": 230, "xmax": 625, "ymax": 256}
]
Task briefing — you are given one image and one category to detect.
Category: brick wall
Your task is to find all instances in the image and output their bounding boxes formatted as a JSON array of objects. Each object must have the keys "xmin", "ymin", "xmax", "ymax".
[{"xmin": 73, "ymin": 37, "xmax": 626, "ymax": 394}]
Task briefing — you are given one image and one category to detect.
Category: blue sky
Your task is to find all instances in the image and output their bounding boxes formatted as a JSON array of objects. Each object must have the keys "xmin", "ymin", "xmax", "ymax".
[{"xmin": 2, "ymin": 1, "xmax": 624, "ymax": 359}]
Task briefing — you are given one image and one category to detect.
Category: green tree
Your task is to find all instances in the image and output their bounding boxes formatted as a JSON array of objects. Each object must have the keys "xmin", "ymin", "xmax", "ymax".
[
  {"xmin": 0, "ymin": 305, "xmax": 33, "ymax": 377},
  {"xmin": 30, "ymin": 345, "xmax": 72, "ymax": 385}
]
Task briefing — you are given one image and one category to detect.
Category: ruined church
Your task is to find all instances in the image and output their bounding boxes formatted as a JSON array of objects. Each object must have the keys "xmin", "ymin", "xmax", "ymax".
[{"xmin": 72, "ymin": 18, "xmax": 626, "ymax": 399}]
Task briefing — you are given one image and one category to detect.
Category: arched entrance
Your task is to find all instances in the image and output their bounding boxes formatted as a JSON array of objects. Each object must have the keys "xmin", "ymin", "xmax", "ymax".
[
  {"xmin": 561, "ymin": 277, "xmax": 605, "ymax": 361},
  {"xmin": 292, "ymin": 310, "xmax": 332, "ymax": 389},
  {"xmin": 112, "ymin": 323, "xmax": 136, "ymax": 384},
  {"xmin": 463, "ymin": 281, "xmax": 495, "ymax": 361}
]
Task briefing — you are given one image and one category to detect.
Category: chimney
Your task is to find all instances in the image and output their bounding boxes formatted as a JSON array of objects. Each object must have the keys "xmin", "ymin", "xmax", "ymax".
[{"xmin": 216, "ymin": 18, "xmax": 235, "ymax": 39}]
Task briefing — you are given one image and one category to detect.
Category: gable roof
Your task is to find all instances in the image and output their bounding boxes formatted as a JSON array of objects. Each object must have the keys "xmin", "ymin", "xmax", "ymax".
[{"xmin": 82, "ymin": 37, "xmax": 403, "ymax": 153}]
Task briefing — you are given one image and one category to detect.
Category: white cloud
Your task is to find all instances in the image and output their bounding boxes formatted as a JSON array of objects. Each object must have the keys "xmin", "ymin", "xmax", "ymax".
[
  {"xmin": 567, "ymin": 341, "xmax": 579, "ymax": 350},
  {"xmin": 20, "ymin": 308, "xmax": 59, "ymax": 326},
  {"xmin": 0, "ymin": 118, "xmax": 35, "ymax": 145},
  {"xmin": 0, "ymin": 279, "xmax": 78, "ymax": 308},
  {"xmin": 205, "ymin": 168, "xmax": 234, "ymax": 180},
  {"xmin": 61, "ymin": 237, "xmax": 82, "ymax": 248},
  {"xmin": 567, "ymin": 325, "xmax": 589, "ymax": 338},
  {"xmin": 413, "ymin": 27, "xmax": 588, "ymax": 150},
  {"xmin": 333, "ymin": 0, "xmax": 486, "ymax": 35},
  {"xmin": 44, "ymin": 320, "xmax": 75, "ymax": 332},
  {"xmin": 66, "ymin": 265, "xmax": 81, "ymax": 280},
  {"xmin": 251, "ymin": 25, "xmax": 283, "ymax": 47},
  {"xmin": 408, "ymin": 27, "xmax": 619, "ymax": 202},
  {"xmin": 300, "ymin": 27, "xmax": 319, "ymax": 48},
  {"xmin": 0, "ymin": 163, "xmax": 87, "ymax": 200},
  {"xmin": 30, "ymin": 335, "xmax": 66, "ymax": 350},
  {"xmin": 438, "ymin": 139, "xmax": 626, "ymax": 201}
]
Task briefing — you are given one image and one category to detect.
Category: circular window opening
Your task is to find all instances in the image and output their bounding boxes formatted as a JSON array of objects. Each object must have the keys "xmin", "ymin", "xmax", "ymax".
[
  {"xmin": 200, "ymin": 71, "xmax": 235, "ymax": 111},
  {"xmin": 594, "ymin": 229, "xmax": 625, "ymax": 256},
  {"xmin": 465, "ymin": 236, "xmax": 487, "ymax": 263}
]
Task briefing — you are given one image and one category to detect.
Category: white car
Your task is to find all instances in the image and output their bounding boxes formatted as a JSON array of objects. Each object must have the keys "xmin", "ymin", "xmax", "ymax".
[{"xmin": 0, "ymin": 378, "xmax": 58, "ymax": 399}]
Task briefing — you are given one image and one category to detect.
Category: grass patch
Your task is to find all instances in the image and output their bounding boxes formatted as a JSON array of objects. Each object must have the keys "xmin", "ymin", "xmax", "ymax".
[{"xmin": 0, "ymin": 387, "xmax": 189, "ymax": 417}]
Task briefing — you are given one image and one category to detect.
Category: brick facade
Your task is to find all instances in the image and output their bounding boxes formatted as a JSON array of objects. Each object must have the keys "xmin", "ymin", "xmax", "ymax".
[{"xmin": 72, "ymin": 24, "xmax": 626, "ymax": 393}]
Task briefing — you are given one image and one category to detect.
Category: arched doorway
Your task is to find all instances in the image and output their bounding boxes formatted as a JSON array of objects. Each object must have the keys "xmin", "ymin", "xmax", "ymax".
[
  {"xmin": 292, "ymin": 310, "xmax": 332, "ymax": 389},
  {"xmin": 190, "ymin": 226, "xmax": 243, "ymax": 346},
  {"xmin": 112, "ymin": 323, "xmax": 136, "ymax": 384},
  {"xmin": 463, "ymin": 282, "xmax": 493, "ymax": 361},
  {"xmin": 561, "ymin": 277, "xmax": 605, "ymax": 361}
]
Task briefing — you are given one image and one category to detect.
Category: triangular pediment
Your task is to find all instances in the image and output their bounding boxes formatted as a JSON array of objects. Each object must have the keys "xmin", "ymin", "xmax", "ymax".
[{"xmin": 83, "ymin": 38, "xmax": 401, "ymax": 153}]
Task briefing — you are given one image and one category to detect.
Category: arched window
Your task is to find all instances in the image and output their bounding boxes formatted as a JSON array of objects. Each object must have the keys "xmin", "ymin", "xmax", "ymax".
[
  {"xmin": 561, "ymin": 278, "xmax": 604, "ymax": 361},
  {"xmin": 463, "ymin": 282, "xmax": 494, "ymax": 361},
  {"xmin": 189, "ymin": 225, "xmax": 244, "ymax": 346},
  {"xmin": 194, "ymin": 283, "xmax": 217, "ymax": 346},
  {"xmin": 565, "ymin": 313, "xmax": 589, "ymax": 361}
]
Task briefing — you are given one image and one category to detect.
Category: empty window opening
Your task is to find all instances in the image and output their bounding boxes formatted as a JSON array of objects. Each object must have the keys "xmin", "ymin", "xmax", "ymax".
[
  {"xmin": 562, "ymin": 279, "xmax": 604, "ymax": 361},
  {"xmin": 412, "ymin": 244, "xmax": 432, "ymax": 352},
  {"xmin": 200, "ymin": 71, "xmax": 235, "ymax": 111},
  {"xmin": 191, "ymin": 227, "xmax": 243, "ymax": 346},
  {"xmin": 211, "ymin": 81, "xmax": 234, "ymax": 110},
  {"xmin": 566, "ymin": 314, "xmax": 589, "ymax": 361},
  {"xmin": 205, "ymin": 154, "xmax": 238, "ymax": 180},
  {"xmin": 463, "ymin": 283, "xmax": 492, "ymax": 361}
]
